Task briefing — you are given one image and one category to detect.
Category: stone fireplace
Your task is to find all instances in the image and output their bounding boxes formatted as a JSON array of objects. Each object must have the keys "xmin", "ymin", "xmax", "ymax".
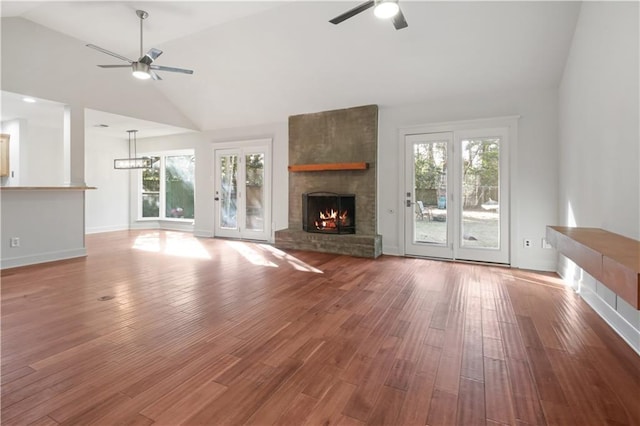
[{"xmin": 275, "ymin": 105, "xmax": 382, "ymax": 258}]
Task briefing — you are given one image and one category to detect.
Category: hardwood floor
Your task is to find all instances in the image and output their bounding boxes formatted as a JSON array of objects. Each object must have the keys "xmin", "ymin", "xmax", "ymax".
[{"xmin": 2, "ymin": 230, "xmax": 639, "ymax": 425}]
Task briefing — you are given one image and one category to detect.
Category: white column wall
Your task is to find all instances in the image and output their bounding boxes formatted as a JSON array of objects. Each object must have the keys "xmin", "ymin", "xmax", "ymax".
[
  {"xmin": 558, "ymin": 2, "xmax": 640, "ymax": 240},
  {"xmin": 85, "ymin": 130, "xmax": 130, "ymax": 234}
]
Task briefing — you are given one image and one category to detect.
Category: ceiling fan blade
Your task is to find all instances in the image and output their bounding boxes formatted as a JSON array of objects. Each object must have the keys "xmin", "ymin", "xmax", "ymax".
[
  {"xmin": 97, "ymin": 64, "xmax": 132, "ymax": 68},
  {"xmin": 149, "ymin": 70, "xmax": 162, "ymax": 80},
  {"xmin": 86, "ymin": 44, "xmax": 133, "ymax": 63},
  {"xmin": 392, "ymin": 9, "xmax": 408, "ymax": 30},
  {"xmin": 329, "ymin": 0, "xmax": 375, "ymax": 25},
  {"xmin": 150, "ymin": 65, "xmax": 194, "ymax": 75},
  {"xmin": 139, "ymin": 48, "xmax": 163, "ymax": 65}
]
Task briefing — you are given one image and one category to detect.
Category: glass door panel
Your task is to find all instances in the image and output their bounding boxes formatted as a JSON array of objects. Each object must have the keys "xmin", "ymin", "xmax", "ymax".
[
  {"xmin": 245, "ymin": 153, "xmax": 264, "ymax": 232},
  {"xmin": 413, "ymin": 141, "xmax": 448, "ymax": 244},
  {"xmin": 220, "ymin": 154, "xmax": 239, "ymax": 230},
  {"xmin": 460, "ymin": 138, "xmax": 500, "ymax": 249},
  {"xmin": 456, "ymin": 129, "xmax": 509, "ymax": 264},
  {"xmin": 405, "ymin": 132, "xmax": 454, "ymax": 259},
  {"xmin": 214, "ymin": 142, "xmax": 271, "ymax": 241}
]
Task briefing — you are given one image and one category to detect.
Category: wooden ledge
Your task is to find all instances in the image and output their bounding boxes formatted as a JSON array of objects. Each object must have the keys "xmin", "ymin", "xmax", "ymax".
[
  {"xmin": 0, "ymin": 186, "xmax": 96, "ymax": 191},
  {"xmin": 546, "ymin": 226, "xmax": 640, "ymax": 308},
  {"xmin": 288, "ymin": 162, "xmax": 369, "ymax": 172}
]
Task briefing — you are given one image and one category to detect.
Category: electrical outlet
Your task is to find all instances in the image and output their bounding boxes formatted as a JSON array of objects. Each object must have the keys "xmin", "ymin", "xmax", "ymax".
[
  {"xmin": 10, "ymin": 237, "xmax": 20, "ymax": 248},
  {"xmin": 523, "ymin": 238, "xmax": 532, "ymax": 248},
  {"xmin": 541, "ymin": 238, "xmax": 553, "ymax": 249}
]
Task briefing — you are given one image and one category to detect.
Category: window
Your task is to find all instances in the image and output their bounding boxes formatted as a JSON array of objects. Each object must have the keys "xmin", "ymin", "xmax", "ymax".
[{"xmin": 139, "ymin": 151, "xmax": 195, "ymax": 220}]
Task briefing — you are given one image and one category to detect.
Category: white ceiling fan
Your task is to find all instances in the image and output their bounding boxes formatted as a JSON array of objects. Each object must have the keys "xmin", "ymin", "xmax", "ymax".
[{"xmin": 87, "ymin": 10, "xmax": 194, "ymax": 81}]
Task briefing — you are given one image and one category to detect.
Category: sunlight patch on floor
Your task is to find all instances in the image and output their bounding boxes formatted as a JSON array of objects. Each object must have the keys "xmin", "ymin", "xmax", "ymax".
[
  {"xmin": 132, "ymin": 232, "xmax": 211, "ymax": 260},
  {"xmin": 259, "ymin": 244, "xmax": 323, "ymax": 274},
  {"xmin": 226, "ymin": 240, "xmax": 278, "ymax": 268}
]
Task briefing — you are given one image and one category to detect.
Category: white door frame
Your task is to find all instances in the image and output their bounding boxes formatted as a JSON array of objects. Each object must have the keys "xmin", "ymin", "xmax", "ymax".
[
  {"xmin": 398, "ymin": 116, "xmax": 519, "ymax": 265},
  {"xmin": 213, "ymin": 138, "xmax": 272, "ymax": 241}
]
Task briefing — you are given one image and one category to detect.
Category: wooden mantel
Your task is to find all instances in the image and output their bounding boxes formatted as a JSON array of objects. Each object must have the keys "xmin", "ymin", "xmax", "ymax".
[
  {"xmin": 288, "ymin": 162, "xmax": 369, "ymax": 172},
  {"xmin": 546, "ymin": 226, "xmax": 640, "ymax": 308}
]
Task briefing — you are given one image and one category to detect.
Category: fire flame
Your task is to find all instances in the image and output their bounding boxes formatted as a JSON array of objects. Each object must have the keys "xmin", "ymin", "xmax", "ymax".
[{"xmin": 315, "ymin": 209, "xmax": 349, "ymax": 230}]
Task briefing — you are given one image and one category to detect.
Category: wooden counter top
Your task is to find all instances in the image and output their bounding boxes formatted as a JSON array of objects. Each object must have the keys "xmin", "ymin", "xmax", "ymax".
[{"xmin": 546, "ymin": 226, "xmax": 640, "ymax": 308}]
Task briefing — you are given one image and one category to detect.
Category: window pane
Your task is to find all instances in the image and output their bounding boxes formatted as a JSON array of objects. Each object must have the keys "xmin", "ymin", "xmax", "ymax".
[
  {"xmin": 220, "ymin": 155, "xmax": 238, "ymax": 229},
  {"xmin": 142, "ymin": 193, "xmax": 160, "ymax": 217},
  {"xmin": 461, "ymin": 138, "xmax": 500, "ymax": 249},
  {"xmin": 141, "ymin": 157, "xmax": 160, "ymax": 218},
  {"xmin": 165, "ymin": 155, "xmax": 195, "ymax": 219},
  {"xmin": 245, "ymin": 153, "xmax": 264, "ymax": 231},
  {"xmin": 142, "ymin": 157, "xmax": 160, "ymax": 192},
  {"xmin": 413, "ymin": 141, "xmax": 447, "ymax": 245}
]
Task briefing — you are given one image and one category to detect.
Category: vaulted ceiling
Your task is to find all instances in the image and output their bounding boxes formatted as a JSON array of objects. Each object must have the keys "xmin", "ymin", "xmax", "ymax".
[{"xmin": 2, "ymin": 1, "xmax": 581, "ymax": 132}]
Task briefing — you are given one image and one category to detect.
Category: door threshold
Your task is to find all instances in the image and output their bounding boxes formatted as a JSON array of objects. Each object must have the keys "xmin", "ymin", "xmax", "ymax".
[{"xmin": 404, "ymin": 254, "xmax": 511, "ymax": 268}]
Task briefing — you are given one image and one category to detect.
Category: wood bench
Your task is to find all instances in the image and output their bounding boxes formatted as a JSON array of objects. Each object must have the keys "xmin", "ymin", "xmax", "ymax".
[{"xmin": 546, "ymin": 226, "xmax": 640, "ymax": 309}]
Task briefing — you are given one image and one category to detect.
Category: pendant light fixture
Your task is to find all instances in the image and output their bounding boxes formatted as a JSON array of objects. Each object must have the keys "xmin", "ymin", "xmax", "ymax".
[{"xmin": 114, "ymin": 130, "xmax": 152, "ymax": 169}]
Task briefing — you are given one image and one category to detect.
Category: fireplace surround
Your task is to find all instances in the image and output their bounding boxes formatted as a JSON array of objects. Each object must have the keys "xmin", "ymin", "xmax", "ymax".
[
  {"xmin": 275, "ymin": 104, "xmax": 382, "ymax": 258},
  {"xmin": 302, "ymin": 192, "xmax": 356, "ymax": 234}
]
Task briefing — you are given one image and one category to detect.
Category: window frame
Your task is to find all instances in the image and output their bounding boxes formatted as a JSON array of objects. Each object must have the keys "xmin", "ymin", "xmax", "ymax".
[{"xmin": 137, "ymin": 149, "xmax": 195, "ymax": 222}]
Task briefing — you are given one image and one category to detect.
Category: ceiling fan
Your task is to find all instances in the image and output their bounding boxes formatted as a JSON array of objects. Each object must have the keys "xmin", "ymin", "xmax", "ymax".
[
  {"xmin": 330, "ymin": 0, "xmax": 408, "ymax": 30},
  {"xmin": 86, "ymin": 10, "xmax": 194, "ymax": 80}
]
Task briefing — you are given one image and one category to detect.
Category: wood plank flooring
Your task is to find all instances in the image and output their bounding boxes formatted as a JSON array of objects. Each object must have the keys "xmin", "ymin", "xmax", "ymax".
[{"xmin": 2, "ymin": 230, "xmax": 639, "ymax": 425}]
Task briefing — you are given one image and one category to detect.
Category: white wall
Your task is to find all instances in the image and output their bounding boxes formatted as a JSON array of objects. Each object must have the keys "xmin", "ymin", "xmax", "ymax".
[
  {"xmin": 378, "ymin": 87, "xmax": 559, "ymax": 270},
  {"xmin": 85, "ymin": 129, "xmax": 130, "ymax": 233},
  {"xmin": 558, "ymin": 1, "xmax": 640, "ymax": 240},
  {"xmin": 132, "ymin": 122, "xmax": 288, "ymax": 240},
  {"xmin": 1, "ymin": 189, "xmax": 87, "ymax": 268}
]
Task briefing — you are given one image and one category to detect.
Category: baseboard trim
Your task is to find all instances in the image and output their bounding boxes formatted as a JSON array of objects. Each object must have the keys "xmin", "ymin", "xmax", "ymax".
[
  {"xmin": 579, "ymin": 284, "xmax": 640, "ymax": 355},
  {"xmin": 194, "ymin": 229, "xmax": 214, "ymax": 238},
  {"xmin": 86, "ymin": 225, "xmax": 129, "ymax": 234},
  {"xmin": 557, "ymin": 266, "xmax": 640, "ymax": 356},
  {"xmin": 382, "ymin": 245, "xmax": 400, "ymax": 256},
  {"xmin": 1, "ymin": 248, "xmax": 87, "ymax": 270}
]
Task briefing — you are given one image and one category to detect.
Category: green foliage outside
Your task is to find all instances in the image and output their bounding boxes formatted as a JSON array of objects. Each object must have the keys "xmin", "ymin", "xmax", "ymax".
[
  {"xmin": 141, "ymin": 155, "xmax": 195, "ymax": 219},
  {"xmin": 165, "ymin": 155, "xmax": 195, "ymax": 219},
  {"xmin": 414, "ymin": 140, "xmax": 499, "ymax": 209}
]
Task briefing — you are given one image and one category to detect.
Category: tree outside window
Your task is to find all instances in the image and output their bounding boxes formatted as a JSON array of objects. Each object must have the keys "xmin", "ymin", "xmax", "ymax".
[
  {"xmin": 140, "ymin": 153, "xmax": 195, "ymax": 220},
  {"xmin": 142, "ymin": 156, "xmax": 161, "ymax": 218}
]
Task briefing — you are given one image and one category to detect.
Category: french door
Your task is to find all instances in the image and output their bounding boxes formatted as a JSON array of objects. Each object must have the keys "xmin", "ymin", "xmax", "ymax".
[
  {"xmin": 214, "ymin": 142, "xmax": 271, "ymax": 241},
  {"xmin": 404, "ymin": 128, "xmax": 510, "ymax": 264}
]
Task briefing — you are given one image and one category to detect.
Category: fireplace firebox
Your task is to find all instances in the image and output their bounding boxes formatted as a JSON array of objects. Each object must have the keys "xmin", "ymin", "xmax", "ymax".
[{"xmin": 302, "ymin": 192, "xmax": 355, "ymax": 234}]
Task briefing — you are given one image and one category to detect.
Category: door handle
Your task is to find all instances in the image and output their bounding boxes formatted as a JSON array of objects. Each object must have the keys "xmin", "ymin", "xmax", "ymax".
[
  {"xmin": 214, "ymin": 197, "xmax": 219, "ymax": 201},
  {"xmin": 406, "ymin": 200, "xmax": 415, "ymax": 207}
]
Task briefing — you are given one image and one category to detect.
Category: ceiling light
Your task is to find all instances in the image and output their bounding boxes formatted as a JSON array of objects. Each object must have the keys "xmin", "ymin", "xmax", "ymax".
[
  {"xmin": 374, "ymin": 0, "xmax": 400, "ymax": 19},
  {"xmin": 22, "ymin": 97, "xmax": 36, "ymax": 103},
  {"xmin": 114, "ymin": 130, "xmax": 152, "ymax": 169},
  {"xmin": 132, "ymin": 62, "xmax": 151, "ymax": 80}
]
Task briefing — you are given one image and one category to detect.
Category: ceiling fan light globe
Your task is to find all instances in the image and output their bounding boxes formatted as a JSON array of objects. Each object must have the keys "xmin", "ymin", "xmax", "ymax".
[
  {"xmin": 132, "ymin": 70, "xmax": 151, "ymax": 80},
  {"xmin": 132, "ymin": 62, "xmax": 151, "ymax": 80},
  {"xmin": 374, "ymin": 1, "xmax": 399, "ymax": 19}
]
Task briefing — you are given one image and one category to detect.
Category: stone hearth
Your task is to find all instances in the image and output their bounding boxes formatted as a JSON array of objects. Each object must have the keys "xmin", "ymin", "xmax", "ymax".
[{"xmin": 275, "ymin": 104, "xmax": 382, "ymax": 258}]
